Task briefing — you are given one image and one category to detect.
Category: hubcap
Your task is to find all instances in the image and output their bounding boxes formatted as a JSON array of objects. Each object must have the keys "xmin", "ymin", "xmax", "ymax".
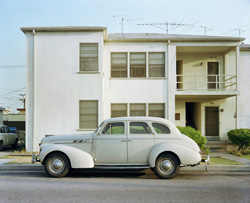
[
  {"xmin": 159, "ymin": 159, "xmax": 174, "ymax": 175},
  {"xmin": 49, "ymin": 158, "xmax": 65, "ymax": 174}
]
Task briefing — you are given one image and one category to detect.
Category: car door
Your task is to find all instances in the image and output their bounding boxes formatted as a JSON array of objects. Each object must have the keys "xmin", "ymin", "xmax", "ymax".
[
  {"xmin": 6, "ymin": 127, "xmax": 15, "ymax": 145},
  {"xmin": 95, "ymin": 122, "xmax": 127, "ymax": 164},
  {"xmin": 127, "ymin": 121, "xmax": 155, "ymax": 164}
]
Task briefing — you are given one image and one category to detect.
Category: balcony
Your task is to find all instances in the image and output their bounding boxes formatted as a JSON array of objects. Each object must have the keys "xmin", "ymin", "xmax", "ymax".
[{"xmin": 176, "ymin": 74, "xmax": 239, "ymax": 99}]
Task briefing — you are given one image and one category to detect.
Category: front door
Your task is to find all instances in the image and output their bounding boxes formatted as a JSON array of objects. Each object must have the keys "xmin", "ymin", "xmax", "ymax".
[
  {"xmin": 95, "ymin": 122, "xmax": 127, "ymax": 164},
  {"xmin": 205, "ymin": 107, "xmax": 219, "ymax": 136}
]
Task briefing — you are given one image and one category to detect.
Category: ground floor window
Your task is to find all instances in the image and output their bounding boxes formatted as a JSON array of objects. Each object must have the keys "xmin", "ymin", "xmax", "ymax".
[
  {"xmin": 111, "ymin": 103, "xmax": 165, "ymax": 118},
  {"xmin": 79, "ymin": 100, "xmax": 98, "ymax": 129}
]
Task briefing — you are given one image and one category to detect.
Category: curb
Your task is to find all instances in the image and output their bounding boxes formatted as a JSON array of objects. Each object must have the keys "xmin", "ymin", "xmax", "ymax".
[{"xmin": 0, "ymin": 164, "xmax": 250, "ymax": 173}]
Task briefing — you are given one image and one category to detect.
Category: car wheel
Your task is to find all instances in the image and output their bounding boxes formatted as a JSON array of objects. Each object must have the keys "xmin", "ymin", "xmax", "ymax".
[
  {"xmin": 12, "ymin": 139, "xmax": 18, "ymax": 149},
  {"xmin": 154, "ymin": 153, "xmax": 180, "ymax": 179},
  {"xmin": 0, "ymin": 141, "xmax": 3, "ymax": 151},
  {"xmin": 44, "ymin": 152, "xmax": 70, "ymax": 178}
]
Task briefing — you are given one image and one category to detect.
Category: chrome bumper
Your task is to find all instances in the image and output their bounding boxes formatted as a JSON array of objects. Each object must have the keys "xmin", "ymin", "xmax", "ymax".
[
  {"xmin": 201, "ymin": 154, "xmax": 210, "ymax": 165},
  {"xmin": 32, "ymin": 153, "xmax": 40, "ymax": 164}
]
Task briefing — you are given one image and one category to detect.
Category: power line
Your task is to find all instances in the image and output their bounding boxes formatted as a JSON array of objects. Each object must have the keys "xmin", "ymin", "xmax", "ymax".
[
  {"xmin": 0, "ymin": 65, "xmax": 25, "ymax": 69},
  {"xmin": 0, "ymin": 87, "xmax": 26, "ymax": 97}
]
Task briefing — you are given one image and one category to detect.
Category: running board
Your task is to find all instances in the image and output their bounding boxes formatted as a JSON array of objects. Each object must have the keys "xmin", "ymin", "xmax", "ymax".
[{"xmin": 94, "ymin": 165, "xmax": 150, "ymax": 170}]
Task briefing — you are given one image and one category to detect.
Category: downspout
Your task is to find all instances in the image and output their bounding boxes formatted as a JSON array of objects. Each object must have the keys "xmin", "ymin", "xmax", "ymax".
[
  {"xmin": 235, "ymin": 46, "xmax": 240, "ymax": 129},
  {"xmin": 32, "ymin": 29, "xmax": 36, "ymax": 154}
]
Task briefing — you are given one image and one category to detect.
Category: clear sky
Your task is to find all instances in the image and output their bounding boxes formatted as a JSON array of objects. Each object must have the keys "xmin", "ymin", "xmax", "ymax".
[{"xmin": 0, "ymin": 0, "xmax": 250, "ymax": 112}]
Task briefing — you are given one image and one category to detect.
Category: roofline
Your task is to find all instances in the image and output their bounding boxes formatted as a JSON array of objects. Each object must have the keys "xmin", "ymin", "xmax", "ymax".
[
  {"xmin": 240, "ymin": 44, "xmax": 250, "ymax": 51},
  {"xmin": 106, "ymin": 33, "xmax": 245, "ymax": 43},
  {"xmin": 20, "ymin": 26, "xmax": 107, "ymax": 34}
]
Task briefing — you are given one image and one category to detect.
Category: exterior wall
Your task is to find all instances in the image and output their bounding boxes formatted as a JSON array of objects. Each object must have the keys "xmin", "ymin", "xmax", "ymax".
[
  {"xmin": 238, "ymin": 50, "xmax": 250, "ymax": 128},
  {"xmin": 175, "ymin": 100, "xmax": 185, "ymax": 127},
  {"xmin": 26, "ymin": 31, "xmax": 105, "ymax": 151},
  {"xmin": 103, "ymin": 42, "xmax": 168, "ymax": 119}
]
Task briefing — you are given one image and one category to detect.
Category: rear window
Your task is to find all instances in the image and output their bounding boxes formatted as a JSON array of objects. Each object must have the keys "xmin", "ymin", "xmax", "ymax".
[{"xmin": 152, "ymin": 123, "xmax": 170, "ymax": 134}]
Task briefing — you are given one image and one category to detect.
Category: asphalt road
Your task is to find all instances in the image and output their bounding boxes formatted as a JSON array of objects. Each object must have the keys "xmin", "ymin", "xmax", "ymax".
[{"xmin": 0, "ymin": 170, "xmax": 250, "ymax": 203}]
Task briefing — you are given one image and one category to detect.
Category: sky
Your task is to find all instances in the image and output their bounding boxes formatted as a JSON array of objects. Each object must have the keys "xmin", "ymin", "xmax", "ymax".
[{"xmin": 0, "ymin": 0, "xmax": 250, "ymax": 112}]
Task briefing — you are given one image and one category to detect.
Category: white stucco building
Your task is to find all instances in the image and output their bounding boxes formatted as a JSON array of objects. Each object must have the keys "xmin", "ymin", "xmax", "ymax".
[
  {"xmin": 21, "ymin": 26, "xmax": 250, "ymax": 152},
  {"xmin": 0, "ymin": 107, "xmax": 5, "ymax": 125}
]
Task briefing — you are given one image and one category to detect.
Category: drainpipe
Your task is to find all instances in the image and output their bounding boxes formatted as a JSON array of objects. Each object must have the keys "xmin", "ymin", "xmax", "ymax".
[
  {"xmin": 32, "ymin": 29, "xmax": 36, "ymax": 155},
  {"xmin": 235, "ymin": 46, "xmax": 240, "ymax": 129}
]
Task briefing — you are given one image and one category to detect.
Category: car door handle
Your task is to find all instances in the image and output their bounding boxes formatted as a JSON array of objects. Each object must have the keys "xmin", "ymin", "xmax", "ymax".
[
  {"xmin": 127, "ymin": 139, "xmax": 133, "ymax": 142},
  {"xmin": 121, "ymin": 140, "xmax": 127, "ymax": 142}
]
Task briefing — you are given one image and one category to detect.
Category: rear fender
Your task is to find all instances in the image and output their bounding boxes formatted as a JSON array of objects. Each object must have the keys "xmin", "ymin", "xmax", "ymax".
[
  {"xmin": 40, "ymin": 144, "xmax": 94, "ymax": 169},
  {"xmin": 149, "ymin": 143, "xmax": 202, "ymax": 168}
]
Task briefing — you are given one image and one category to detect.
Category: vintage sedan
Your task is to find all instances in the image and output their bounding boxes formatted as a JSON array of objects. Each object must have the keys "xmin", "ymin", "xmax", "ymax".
[
  {"xmin": 33, "ymin": 117, "xmax": 208, "ymax": 179},
  {"xmin": 0, "ymin": 125, "xmax": 19, "ymax": 150}
]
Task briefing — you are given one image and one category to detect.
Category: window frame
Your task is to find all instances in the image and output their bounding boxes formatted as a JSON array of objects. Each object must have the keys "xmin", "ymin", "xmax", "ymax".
[
  {"xmin": 129, "ymin": 121, "xmax": 153, "ymax": 135},
  {"xmin": 148, "ymin": 52, "xmax": 165, "ymax": 78},
  {"xmin": 151, "ymin": 122, "xmax": 171, "ymax": 134},
  {"xmin": 101, "ymin": 122, "xmax": 125, "ymax": 135},
  {"xmin": 111, "ymin": 52, "xmax": 128, "ymax": 78},
  {"xmin": 79, "ymin": 100, "xmax": 98, "ymax": 130},
  {"xmin": 130, "ymin": 52, "xmax": 147, "ymax": 78},
  {"xmin": 79, "ymin": 43, "xmax": 99, "ymax": 73}
]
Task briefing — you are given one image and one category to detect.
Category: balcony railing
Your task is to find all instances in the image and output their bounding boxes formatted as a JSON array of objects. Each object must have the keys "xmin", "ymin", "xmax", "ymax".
[{"xmin": 176, "ymin": 74, "xmax": 237, "ymax": 91}]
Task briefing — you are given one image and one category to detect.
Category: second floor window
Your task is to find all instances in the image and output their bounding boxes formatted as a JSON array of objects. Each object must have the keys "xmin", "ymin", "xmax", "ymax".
[
  {"xmin": 149, "ymin": 52, "xmax": 165, "ymax": 77},
  {"xmin": 130, "ymin": 53, "xmax": 146, "ymax": 77},
  {"xmin": 111, "ymin": 53, "xmax": 127, "ymax": 77},
  {"xmin": 80, "ymin": 43, "xmax": 98, "ymax": 71}
]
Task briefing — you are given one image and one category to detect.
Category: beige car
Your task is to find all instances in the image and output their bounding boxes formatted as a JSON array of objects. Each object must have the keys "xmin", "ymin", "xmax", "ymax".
[
  {"xmin": 33, "ymin": 117, "xmax": 208, "ymax": 179},
  {"xmin": 0, "ymin": 125, "xmax": 19, "ymax": 150}
]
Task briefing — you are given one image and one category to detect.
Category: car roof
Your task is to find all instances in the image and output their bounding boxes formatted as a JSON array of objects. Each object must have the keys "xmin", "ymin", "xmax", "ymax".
[{"xmin": 104, "ymin": 117, "xmax": 172, "ymax": 124}]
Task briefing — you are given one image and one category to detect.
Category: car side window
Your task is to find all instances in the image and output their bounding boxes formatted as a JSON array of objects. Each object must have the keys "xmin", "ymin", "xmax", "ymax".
[
  {"xmin": 129, "ymin": 122, "xmax": 152, "ymax": 134},
  {"xmin": 0, "ymin": 127, "xmax": 5, "ymax": 133},
  {"xmin": 152, "ymin": 123, "xmax": 170, "ymax": 134},
  {"xmin": 6, "ymin": 127, "xmax": 10, "ymax": 133},
  {"xmin": 102, "ymin": 122, "xmax": 125, "ymax": 135}
]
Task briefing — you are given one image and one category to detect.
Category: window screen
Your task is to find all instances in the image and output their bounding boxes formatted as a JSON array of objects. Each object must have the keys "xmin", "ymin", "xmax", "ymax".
[
  {"xmin": 152, "ymin": 123, "xmax": 170, "ymax": 134},
  {"xmin": 130, "ymin": 53, "xmax": 146, "ymax": 77},
  {"xmin": 80, "ymin": 43, "xmax": 98, "ymax": 71},
  {"xmin": 111, "ymin": 104, "xmax": 127, "ymax": 118},
  {"xmin": 130, "ymin": 103, "xmax": 146, "ymax": 116},
  {"xmin": 79, "ymin": 100, "xmax": 98, "ymax": 129},
  {"xmin": 149, "ymin": 103, "xmax": 165, "ymax": 118},
  {"xmin": 111, "ymin": 53, "xmax": 127, "ymax": 77},
  {"xmin": 149, "ymin": 52, "xmax": 165, "ymax": 77}
]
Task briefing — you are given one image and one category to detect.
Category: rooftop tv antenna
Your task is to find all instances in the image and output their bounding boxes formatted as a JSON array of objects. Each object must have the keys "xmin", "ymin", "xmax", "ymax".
[
  {"xmin": 224, "ymin": 24, "xmax": 249, "ymax": 37},
  {"xmin": 137, "ymin": 22, "xmax": 195, "ymax": 34},
  {"xmin": 113, "ymin": 15, "xmax": 142, "ymax": 33},
  {"xmin": 200, "ymin": 26, "xmax": 213, "ymax": 35}
]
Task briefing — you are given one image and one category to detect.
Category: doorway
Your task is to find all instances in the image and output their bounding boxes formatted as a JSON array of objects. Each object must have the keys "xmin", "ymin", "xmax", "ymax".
[
  {"xmin": 176, "ymin": 61, "xmax": 183, "ymax": 90},
  {"xmin": 207, "ymin": 62, "xmax": 219, "ymax": 90},
  {"xmin": 205, "ymin": 107, "xmax": 219, "ymax": 136}
]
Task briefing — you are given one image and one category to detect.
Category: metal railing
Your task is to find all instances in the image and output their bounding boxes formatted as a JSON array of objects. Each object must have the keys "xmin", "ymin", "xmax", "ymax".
[{"xmin": 176, "ymin": 74, "xmax": 237, "ymax": 91}]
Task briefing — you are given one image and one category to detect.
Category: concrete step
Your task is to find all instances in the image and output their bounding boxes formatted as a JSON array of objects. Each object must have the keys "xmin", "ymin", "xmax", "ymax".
[
  {"xmin": 206, "ymin": 140, "xmax": 231, "ymax": 153},
  {"xmin": 206, "ymin": 136, "xmax": 220, "ymax": 141}
]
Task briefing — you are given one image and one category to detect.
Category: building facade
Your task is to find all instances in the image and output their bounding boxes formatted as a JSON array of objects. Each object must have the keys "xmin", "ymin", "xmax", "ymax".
[{"xmin": 21, "ymin": 26, "xmax": 250, "ymax": 152}]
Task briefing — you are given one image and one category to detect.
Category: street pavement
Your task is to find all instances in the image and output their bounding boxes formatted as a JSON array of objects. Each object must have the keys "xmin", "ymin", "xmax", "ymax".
[{"xmin": 0, "ymin": 170, "xmax": 250, "ymax": 203}]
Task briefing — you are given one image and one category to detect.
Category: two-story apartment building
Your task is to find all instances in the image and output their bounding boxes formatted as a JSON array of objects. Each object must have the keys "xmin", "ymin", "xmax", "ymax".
[{"xmin": 21, "ymin": 26, "xmax": 250, "ymax": 152}]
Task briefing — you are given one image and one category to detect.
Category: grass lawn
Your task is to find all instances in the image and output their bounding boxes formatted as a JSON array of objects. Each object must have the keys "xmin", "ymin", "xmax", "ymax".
[
  {"xmin": 201, "ymin": 157, "xmax": 243, "ymax": 165},
  {"xmin": 242, "ymin": 155, "xmax": 250, "ymax": 160},
  {"xmin": 0, "ymin": 155, "xmax": 36, "ymax": 164}
]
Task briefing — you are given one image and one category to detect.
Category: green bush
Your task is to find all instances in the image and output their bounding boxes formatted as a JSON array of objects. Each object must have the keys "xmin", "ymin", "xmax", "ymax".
[
  {"xmin": 227, "ymin": 129, "xmax": 250, "ymax": 150},
  {"xmin": 177, "ymin": 126, "xmax": 208, "ymax": 153}
]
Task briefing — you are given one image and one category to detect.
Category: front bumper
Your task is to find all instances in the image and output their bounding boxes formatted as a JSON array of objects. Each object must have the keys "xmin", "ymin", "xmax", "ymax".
[{"xmin": 32, "ymin": 153, "xmax": 40, "ymax": 164}]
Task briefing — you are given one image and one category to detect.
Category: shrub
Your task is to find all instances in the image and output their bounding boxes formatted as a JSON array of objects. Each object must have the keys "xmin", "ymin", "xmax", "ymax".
[
  {"xmin": 227, "ymin": 129, "xmax": 250, "ymax": 150},
  {"xmin": 177, "ymin": 126, "xmax": 208, "ymax": 153}
]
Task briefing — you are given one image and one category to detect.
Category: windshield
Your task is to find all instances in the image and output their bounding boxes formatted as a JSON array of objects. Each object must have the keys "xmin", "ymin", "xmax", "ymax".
[{"xmin": 94, "ymin": 121, "xmax": 105, "ymax": 133}]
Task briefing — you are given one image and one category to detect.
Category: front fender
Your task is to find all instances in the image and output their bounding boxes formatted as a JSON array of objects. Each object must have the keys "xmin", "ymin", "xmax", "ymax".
[
  {"xmin": 40, "ymin": 144, "xmax": 94, "ymax": 169},
  {"xmin": 149, "ymin": 143, "xmax": 202, "ymax": 168}
]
